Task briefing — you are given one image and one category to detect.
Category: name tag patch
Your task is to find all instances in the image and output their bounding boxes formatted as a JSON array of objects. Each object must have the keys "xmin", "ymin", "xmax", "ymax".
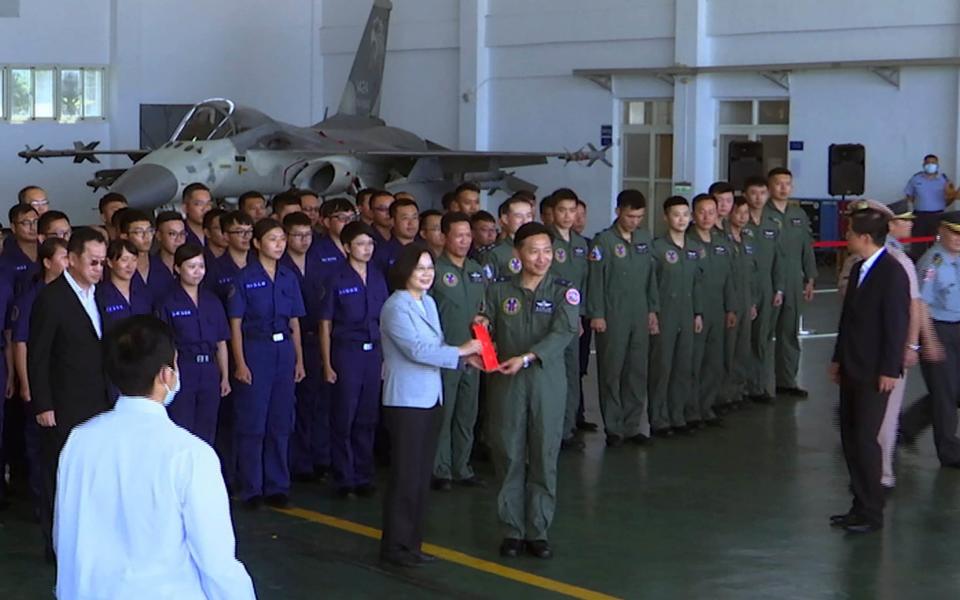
[
  {"xmin": 468, "ymin": 271, "xmax": 484, "ymax": 283},
  {"xmin": 686, "ymin": 250, "xmax": 699, "ymax": 260},
  {"xmin": 338, "ymin": 286, "xmax": 361, "ymax": 296},
  {"xmin": 790, "ymin": 217, "xmax": 803, "ymax": 226},
  {"xmin": 171, "ymin": 309, "xmax": 193, "ymax": 318},
  {"xmin": 573, "ymin": 247, "xmax": 587, "ymax": 257},
  {"xmin": 762, "ymin": 229, "xmax": 777, "ymax": 239},
  {"xmin": 245, "ymin": 280, "xmax": 268, "ymax": 290},
  {"xmin": 106, "ymin": 304, "xmax": 126, "ymax": 314},
  {"xmin": 634, "ymin": 243, "xmax": 649, "ymax": 254},
  {"xmin": 713, "ymin": 245, "xmax": 728, "ymax": 256}
]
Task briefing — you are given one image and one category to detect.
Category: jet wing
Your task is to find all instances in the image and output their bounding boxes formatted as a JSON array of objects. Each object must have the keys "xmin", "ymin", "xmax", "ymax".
[
  {"xmin": 18, "ymin": 141, "xmax": 149, "ymax": 164},
  {"xmin": 353, "ymin": 144, "xmax": 609, "ymax": 173}
]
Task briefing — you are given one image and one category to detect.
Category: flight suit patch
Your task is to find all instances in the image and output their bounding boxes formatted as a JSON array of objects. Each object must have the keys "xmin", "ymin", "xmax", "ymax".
[
  {"xmin": 686, "ymin": 250, "xmax": 700, "ymax": 260},
  {"xmin": 743, "ymin": 228, "xmax": 754, "ymax": 237},
  {"xmin": 790, "ymin": 217, "xmax": 803, "ymax": 226},
  {"xmin": 573, "ymin": 247, "xmax": 586, "ymax": 258},
  {"xmin": 762, "ymin": 229, "xmax": 777, "ymax": 239},
  {"xmin": 502, "ymin": 297, "xmax": 521, "ymax": 315},
  {"xmin": 744, "ymin": 244, "xmax": 754, "ymax": 255},
  {"xmin": 171, "ymin": 309, "xmax": 193, "ymax": 318},
  {"xmin": 245, "ymin": 280, "xmax": 268, "ymax": 290},
  {"xmin": 106, "ymin": 304, "xmax": 126, "ymax": 314},
  {"xmin": 508, "ymin": 257, "xmax": 522, "ymax": 273},
  {"xmin": 634, "ymin": 243, "xmax": 648, "ymax": 254},
  {"xmin": 483, "ymin": 264, "xmax": 495, "ymax": 280},
  {"xmin": 614, "ymin": 243, "xmax": 627, "ymax": 258},
  {"xmin": 533, "ymin": 299, "xmax": 554, "ymax": 314},
  {"xmin": 442, "ymin": 272, "xmax": 458, "ymax": 287},
  {"xmin": 468, "ymin": 271, "xmax": 484, "ymax": 283},
  {"xmin": 665, "ymin": 249, "xmax": 679, "ymax": 264},
  {"xmin": 555, "ymin": 248, "xmax": 567, "ymax": 263},
  {"xmin": 338, "ymin": 286, "xmax": 361, "ymax": 296},
  {"xmin": 565, "ymin": 288, "xmax": 581, "ymax": 306},
  {"xmin": 713, "ymin": 245, "xmax": 728, "ymax": 256},
  {"xmin": 589, "ymin": 246, "xmax": 603, "ymax": 261}
]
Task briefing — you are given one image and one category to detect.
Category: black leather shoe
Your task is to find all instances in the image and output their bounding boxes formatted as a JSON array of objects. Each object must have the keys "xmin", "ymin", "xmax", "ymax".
[
  {"xmin": 431, "ymin": 478, "xmax": 453, "ymax": 491},
  {"xmin": 380, "ymin": 550, "xmax": 422, "ymax": 568},
  {"xmin": 651, "ymin": 428, "xmax": 674, "ymax": 439},
  {"xmin": 242, "ymin": 496, "xmax": 263, "ymax": 511},
  {"xmin": 525, "ymin": 540, "xmax": 553, "ymax": 559},
  {"xmin": 843, "ymin": 521, "xmax": 882, "ymax": 534},
  {"xmin": 776, "ymin": 386, "xmax": 809, "ymax": 398},
  {"xmin": 830, "ymin": 513, "xmax": 854, "ymax": 527},
  {"xmin": 628, "ymin": 433, "xmax": 651, "ymax": 446},
  {"xmin": 313, "ymin": 465, "xmax": 330, "ymax": 480},
  {"xmin": 673, "ymin": 425, "xmax": 696, "ymax": 436},
  {"xmin": 454, "ymin": 476, "xmax": 488, "ymax": 488},
  {"xmin": 576, "ymin": 420, "xmax": 599, "ymax": 432},
  {"xmin": 751, "ymin": 394, "xmax": 774, "ymax": 404},
  {"xmin": 499, "ymin": 538, "xmax": 523, "ymax": 557},
  {"xmin": 413, "ymin": 551, "xmax": 438, "ymax": 564},
  {"xmin": 605, "ymin": 434, "xmax": 623, "ymax": 448},
  {"xmin": 264, "ymin": 493, "xmax": 290, "ymax": 508},
  {"xmin": 336, "ymin": 487, "xmax": 357, "ymax": 499},
  {"xmin": 561, "ymin": 437, "xmax": 586, "ymax": 451},
  {"xmin": 354, "ymin": 483, "xmax": 377, "ymax": 498}
]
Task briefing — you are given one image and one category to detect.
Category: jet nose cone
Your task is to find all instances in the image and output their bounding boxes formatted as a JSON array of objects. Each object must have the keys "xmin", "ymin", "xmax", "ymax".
[{"xmin": 110, "ymin": 164, "xmax": 179, "ymax": 210}]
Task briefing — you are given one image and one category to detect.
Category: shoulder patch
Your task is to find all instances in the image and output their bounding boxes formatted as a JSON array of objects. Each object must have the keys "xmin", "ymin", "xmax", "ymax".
[
  {"xmin": 565, "ymin": 288, "xmax": 581, "ymax": 306},
  {"xmin": 482, "ymin": 264, "xmax": 495, "ymax": 280},
  {"xmin": 508, "ymin": 257, "xmax": 522, "ymax": 274},
  {"xmin": 589, "ymin": 246, "xmax": 603, "ymax": 261},
  {"xmin": 442, "ymin": 272, "xmax": 459, "ymax": 287},
  {"xmin": 614, "ymin": 243, "xmax": 627, "ymax": 258},
  {"xmin": 502, "ymin": 297, "xmax": 521, "ymax": 315},
  {"xmin": 933, "ymin": 253, "xmax": 943, "ymax": 266}
]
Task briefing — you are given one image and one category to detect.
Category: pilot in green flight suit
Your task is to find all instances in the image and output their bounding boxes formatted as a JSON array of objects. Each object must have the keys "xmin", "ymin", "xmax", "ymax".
[
  {"xmin": 722, "ymin": 196, "xmax": 760, "ymax": 408},
  {"xmin": 547, "ymin": 190, "xmax": 589, "ymax": 449},
  {"xmin": 586, "ymin": 190, "xmax": 659, "ymax": 446},
  {"xmin": 687, "ymin": 194, "xmax": 736, "ymax": 424},
  {"xmin": 481, "ymin": 195, "xmax": 534, "ymax": 281},
  {"xmin": 481, "ymin": 222, "xmax": 578, "ymax": 560},
  {"xmin": 649, "ymin": 196, "xmax": 704, "ymax": 434},
  {"xmin": 765, "ymin": 168, "xmax": 817, "ymax": 397}
]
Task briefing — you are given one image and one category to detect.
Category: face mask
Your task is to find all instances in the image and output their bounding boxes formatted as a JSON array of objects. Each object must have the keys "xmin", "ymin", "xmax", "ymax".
[
  {"xmin": 163, "ymin": 366, "xmax": 181, "ymax": 407},
  {"xmin": 924, "ymin": 163, "xmax": 939, "ymax": 175}
]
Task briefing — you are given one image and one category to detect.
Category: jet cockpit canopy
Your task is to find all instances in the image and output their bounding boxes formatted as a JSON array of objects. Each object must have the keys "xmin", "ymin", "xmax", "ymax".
[{"xmin": 171, "ymin": 98, "xmax": 274, "ymax": 142}]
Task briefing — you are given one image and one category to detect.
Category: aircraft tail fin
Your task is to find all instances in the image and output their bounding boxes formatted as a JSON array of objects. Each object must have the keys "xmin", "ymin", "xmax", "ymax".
[{"xmin": 336, "ymin": 0, "xmax": 392, "ymax": 119}]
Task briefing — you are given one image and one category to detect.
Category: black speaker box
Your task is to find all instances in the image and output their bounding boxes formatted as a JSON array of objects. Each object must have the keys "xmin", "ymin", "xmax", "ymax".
[
  {"xmin": 829, "ymin": 143, "xmax": 865, "ymax": 196},
  {"xmin": 727, "ymin": 141, "xmax": 764, "ymax": 192}
]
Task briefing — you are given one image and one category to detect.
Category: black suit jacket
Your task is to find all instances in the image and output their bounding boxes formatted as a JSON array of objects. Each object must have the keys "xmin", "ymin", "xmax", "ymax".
[
  {"xmin": 832, "ymin": 250, "xmax": 910, "ymax": 382},
  {"xmin": 27, "ymin": 274, "xmax": 109, "ymax": 432}
]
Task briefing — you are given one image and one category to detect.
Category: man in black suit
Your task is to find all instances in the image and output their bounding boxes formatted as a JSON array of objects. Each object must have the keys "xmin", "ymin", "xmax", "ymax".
[
  {"xmin": 28, "ymin": 227, "xmax": 110, "ymax": 560},
  {"xmin": 828, "ymin": 207, "xmax": 910, "ymax": 534}
]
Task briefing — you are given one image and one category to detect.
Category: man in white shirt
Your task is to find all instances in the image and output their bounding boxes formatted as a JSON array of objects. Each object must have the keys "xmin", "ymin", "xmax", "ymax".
[{"xmin": 54, "ymin": 315, "xmax": 256, "ymax": 599}]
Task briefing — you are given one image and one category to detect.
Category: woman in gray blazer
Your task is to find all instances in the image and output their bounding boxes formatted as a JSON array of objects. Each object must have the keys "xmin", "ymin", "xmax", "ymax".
[{"xmin": 379, "ymin": 243, "xmax": 482, "ymax": 568}]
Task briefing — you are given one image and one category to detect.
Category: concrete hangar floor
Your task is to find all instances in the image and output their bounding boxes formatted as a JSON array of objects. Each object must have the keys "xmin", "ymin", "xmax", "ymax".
[{"xmin": 1, "ymin": 285, "xmax": 958, "ymax": 599}]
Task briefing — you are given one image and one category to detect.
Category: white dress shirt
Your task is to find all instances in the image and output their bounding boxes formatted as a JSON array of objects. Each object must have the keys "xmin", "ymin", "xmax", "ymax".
[
  {"xmin": 63, "ymin": 269, "xmax": 102, "ymax": 340},
  {"xmin": 54, "ymin": 395, "xmax": 255, "ymax": 600},
  {"xmin": 857, "ymin": 247, "xmax": 886, "ymax": 288}
]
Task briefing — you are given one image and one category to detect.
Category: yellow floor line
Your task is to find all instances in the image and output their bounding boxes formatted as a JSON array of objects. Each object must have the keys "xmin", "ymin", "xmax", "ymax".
[{"xmin": 274, "ymin": 506, "xmax": 622, "ymax": 600}]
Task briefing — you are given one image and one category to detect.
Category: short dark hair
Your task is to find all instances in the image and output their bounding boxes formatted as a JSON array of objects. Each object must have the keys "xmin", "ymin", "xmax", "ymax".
[
  {"xmin": 441, "ymin": 211, "xmax": 470, "ymax": 235},
  {"xmin": 454, "ymin": 182, "xmax": 481, "ymax": 197},
  {"xmin": 499, "ymin": 196, "xmax": 532, "ymax": 218},
  {"xmin": 155, "ymin": 211, "xmax": 184, "ymax": 230},
  {"xmin": 107, "ymin": 239, "xmax": 139, "ymax": 261},
  {"xmin": 341, "ymin": 221, "xmax": 376, "ymax": 246},
  {"xmin": 282, "ymin": 211, "xmax": 312, "ymax": 231},
  {"xmin": 272, "ymin": 190, "xmax": 302, "ymax": 214},
  {"xmin": 551, "ymin": 188, "xmax": 579, "ymax": 204},
  {"xmin": 539, "ymin": 195, "xmax": 557, "ymax": 214},
  {"xmin": 104, "ymin": 315, "xmax": 177, "ymax": 397},
  {"xmin": 38, "ymin": 237, "xmax": 68, "ymax": 273},
  {"xmin": 17, "ymin": 185, "xmax": 43, "ymax": 204},
  {"xmin": 513, "ymin": 190, "xmax": 536, "ymax": 203},
  {"xmin": 616, "ymin": 189, "xmax": 646, "ymax": 210},
  {"xmin": 67, "ymin": 226, "xmax": 106, "ymax": 255},
  {"xmin": 440, "ymin": 191, "xmax": 457, "ymax": 211},
  {"xmin": 98, "ymin": 192, "xmax": 128, "ymax": 213},
  {"xmin": 575, "ymin": 198, "xmax": 587, "ymax": 210},
  {"xmin": 253, "ymin": 218, "xmax": 283, "ymax": 242},
  {"xmin": 470, "ymin": 210, "xmax": 496, "ymax": 225},
  {"xmin": 356, "ymin": 188, "xmax": 376, "ymax": 207},
  {"xmin": 203, "ymin": 208, "xmax": 226, "ymax": 230},
  {"xmin": 743, "ymin": 176, "xmax": 768, "ymax": 191},
  {"xmin": 389, "ymin": 242, "xmax": 432, "ymax": 290},
  {"xmin": 182, "ymin": 182, "xmax": 210, "ymax": 202},
  {"xmin": 9, "ymin": 203, "xmax": 37, "ymax": 225},
  {"xmin": 691, "ymin": 193, "xmax": 716, "ymax": 209},
  {"xmin": 369, "ymin": 189, "xmax": 395, "ymax": 207},
  {"xmin": 767, "ymin": 167, "xmax": 793, "ymax": 180},
  {"xmin": 924, "ymin": 154, "xmax": 939, "ymax": 162},
  {"xmin": 118, "ymin": 209, "xmax": 153, "ymax": 234},
  {"xmin": 321, "ymin": 197, "xmax": 356, "ymax": 217},
  {"xmin": 174, "ymin": 243, "xmax": 204, "ymax": 267},
  {"xmin": 419, "ymin": 209, "xmax": 443, "ymax": 230},
  {"xmin": 220, "ymin": 210, "xmax": 253, "ymax": 232},
  {"xmin": 849, "ymin": 208, "xmax": 889, "ymax": 246},
  {"xmin": 733, "ymin": 195, "xmax": 748, "ymax": 208},
  {"xmin": 663, "ymin": 195, "xmax": 689, "ymax": 214},
  {"xmin": 38, "ymin": 210, "xmax": 70, "ymax": 235},
  {"xmin": 238, "ymin": 190, "xmax": 266, "ymax": 211},
  {"xmin": 708, "ymin": 181, "xmax": 734, "ymax": 196},
  {"xmin": 514, "ymin": 222, "xmax": 553, "ymax": 249},
  {"xmin": 389, "ymin": 197, "xmax": 418, "ymax": 218}
]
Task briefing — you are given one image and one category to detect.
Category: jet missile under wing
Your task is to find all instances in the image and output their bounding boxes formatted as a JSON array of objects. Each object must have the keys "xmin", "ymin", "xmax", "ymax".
[{"xmin": 352, "ymin": 145, "xmax": 609, "ymax": 175}]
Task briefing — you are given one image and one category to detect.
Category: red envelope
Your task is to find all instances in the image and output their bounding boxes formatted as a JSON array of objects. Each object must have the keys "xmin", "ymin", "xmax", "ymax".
[{"xmin": 472, "ymin": 323, "xmax": 500, "ymax": 372}]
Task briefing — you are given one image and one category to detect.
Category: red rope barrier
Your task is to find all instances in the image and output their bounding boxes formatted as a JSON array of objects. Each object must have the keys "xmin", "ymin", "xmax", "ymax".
[{"xmin": 812, "ymin": 236, "xmax": 935, "ymax": 249}]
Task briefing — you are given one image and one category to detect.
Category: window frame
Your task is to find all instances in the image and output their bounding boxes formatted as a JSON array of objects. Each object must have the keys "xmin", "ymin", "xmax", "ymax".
[
  {"xmin": 1, "ymin": 64, "xmax": 108, "ymax": 124},
  {"xmin": 715, "ymin": 98, "xmax": 790, "ymax": 180}
]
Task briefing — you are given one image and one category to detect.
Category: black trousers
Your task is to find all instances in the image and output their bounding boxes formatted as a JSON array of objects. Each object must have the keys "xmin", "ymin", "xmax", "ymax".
[
  {"xmin": 381, "ymin": 403, "xmax": 442, "ymax": 556},
  {"xmin": 900, "ymin": 321, "xmax": 960, "ymax": 465},
  {"xmin": 910, "ymin": 210, "xmax": 941, "ymax": 261},
  {"xmin": 38, "ymin": 425, "xmax": 69, "ymax": 547},
  {"xmin": 839, "ymin": 376, "xmax": 889, "ymax": 526}
]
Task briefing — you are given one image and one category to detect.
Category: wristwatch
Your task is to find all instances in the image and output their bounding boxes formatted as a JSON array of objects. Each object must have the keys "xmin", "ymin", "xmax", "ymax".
[
  {"xmin": 907, "ymin": 343, "xmax": 921, "ymax": 352},
  {"xmin": 522, "ymin": 354, "xmax": 532, "ymax": 369}
]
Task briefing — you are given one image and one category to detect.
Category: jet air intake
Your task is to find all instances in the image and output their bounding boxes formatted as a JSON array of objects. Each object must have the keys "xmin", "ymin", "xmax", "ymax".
[{"xmin": 292, "ymin": 157, "xmax": 359, "ymax": 196}]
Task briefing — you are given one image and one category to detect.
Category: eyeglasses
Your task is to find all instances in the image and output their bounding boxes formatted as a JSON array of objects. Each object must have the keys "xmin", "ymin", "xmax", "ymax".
[
  {"xmin": 288, "ymin": 232, "xmax": 313, "ymax": 240},
  {"xmin": 128, "ymin": 227, "xmax": 155, "ymax": 236},
  {"xmin": 227, "ymin": 229, "xmax": 254, "ymax": 237},
  {"xmin": 372, "ymin": 206, "xmax": 391, "ymax": 214},
  {"xmin": 87, "ymin": 258, "xmax": 105, "ymax": 267},
  {"xmin": 48, "ymin": 229, "xmax": 71, "ymax": 239},
  {"xmin": 165, "ymin": 230, "xmax": 187, "ymax": 239},
  {"xmin": 16, "ymin": 219, "xmax": 38, "ymax": 228},
  {"xmin": 29, "ymin": 200, "xmax": 49, "ymax": 209},
  {"xmin": 328, "ymin": 213, "xmax": 356, "ymax": 223}
]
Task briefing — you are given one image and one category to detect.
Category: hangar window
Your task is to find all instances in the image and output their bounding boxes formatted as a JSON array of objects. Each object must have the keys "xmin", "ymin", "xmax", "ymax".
[
  {"xmin": 717, "ymin": 99, "xmax": 789, "ymax": 182},
  {"xmin": 621, "ymin": 100, "xmax": 673, "ymax": 235},
  {"xmin": 2, "ymin": 65, "xmax": 106, "ymax": 123}
]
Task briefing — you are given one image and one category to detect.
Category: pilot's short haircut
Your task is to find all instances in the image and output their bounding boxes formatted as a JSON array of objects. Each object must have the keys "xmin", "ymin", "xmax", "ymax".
[
  {"xmin": 67, "ymin": 227, "xmax": 105, "ymax": 255},
  {"xmin": 514, "ymin": 222, "xmax": 553, "ymax": 249},
  {"xmin": 182, "ymin": 182, "xmax": 210, "ymax": 202},
  {"xmin": 107, "ymin": 239, "xmax": 139, "ymax": 261},
  {"xmin": 369, "ymin": 189, "xmax": 395, "ymax": 207},
  {"xmin": 321, "ymin": 197, "xmax": 356, "ymax": 218},
  {"xmin": 389, "ymin": 197, "xmax": 419, "ymax": 219},
  {"xmin": 733, "ymin": 195, "xmax": 748, "ymax": 209},
  {"xmin": 539, "ymin": 195, "xmax": 557, "ymax": 214},
  {"xmin": 156, "ymin": 211, "xmax": 185, "ymax": 230},
  {"xmin": 341, "ymin": 221, "xmax": 377, "ymax": 246},
  {"xmin": 440, "ymin": 211, "xmax": 470, "ymax": 235},
  {"xmin": 104, "ymin": 315, "xmax": 177, "ymax": 398},
  {"xmin": 419, "ymin": 209, "xmax": 442, "ymax": 231},
  {"xmin": 395, "ymin": 191, "xmax": 415, "ymax": 202},
  {"xmin": 253, "ymin": 218, "xmax": 283, "ymax": 242},
  {"xmin": 440, "ymin": 192, "xmax": 457, "ymax": 211},
  {"xmin": 454, "ymin": 182, "xmax": 481, "ymax": 197},
  {"xmin": 282, "ymin": 211, "xmax": 312, "ymax": 232},
  {"xmin": 98, "ymin": 192, "xmax": 128, "ymax": 213},
  {"xmin": 708, "ymin": 181, "xmax": 734, "ymax": 196},
  {"xmin": 219, "ymin": 210, "xmax": 253, "ymax": 232},
  {"xmin": 575, "ymin": 198, "xmax": 587, "ymax": 210},
  {"xmin": 551, "ymin": 188, "xmax": 579, "ymax": 206},
  {"xmin": 295, "ymin": 188, "xmax": 320, "ymax": 200},
  {"xmin": 117, "ymin": 209, "xmax": 154, "ymax": 234},
  {"xmin": 38, "ymin": 210, "xmax": 70, "ymax": 235},
  {"xmin": 470, "ymin": 210, "xmax": 496, "ymax": 225},
  {"xmin": 743, "ymin": 176, "xmax": 768, "ymax": 191},
  {"xmin": 767, "ymin": 167, "xmax": 792, "ymax": 180},
  {"xmin": 616, "ymin": 189, "xmax": 646, "ymax": 211},
  {"xmin": 692, "ymin": 193, "xmax": 717, "ymax": 210},
  {"xmin": 272, "ymin": 191, "xmax": 302, "ymax": 214},
  {"xmin": 498, "ymin": 196, "xmax": 533, "ymax": 218},
  {"xmin": 174, "ymin": 243, "xmax": 204, "ymax": 268},
  {"xmin": 513, "ymin": 190, "xmax": 536, "ymax": 203},
  {"xmin": 203, "ymin": 208, "xmax": 225, "ymax": 231},
  {"xmin": 356, "ymin": 188, "xmax": 376, "ymax": 207},
  {"xmin": 238, "ymin": 190, "xmax": 266, "ymax": 211},
  {"xmin": 925, "ymin": 153, "xmax": 939, "ymax": 162},
  {"xmin": 9, "ymin": 203, "xmax": 37, "ymax": 226},
  {"xmin": 663, "ymin": 195, "xmax": 690, "ymax": 214},
  {"xmin": 17, "ymin": 185, "xmax": 43, "ymax": 205}
]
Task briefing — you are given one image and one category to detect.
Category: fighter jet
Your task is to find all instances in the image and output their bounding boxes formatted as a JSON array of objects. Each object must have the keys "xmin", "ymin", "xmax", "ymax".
[{"xmin": 18, "ymin": 0, "xmax": 608, "ymax": 209}]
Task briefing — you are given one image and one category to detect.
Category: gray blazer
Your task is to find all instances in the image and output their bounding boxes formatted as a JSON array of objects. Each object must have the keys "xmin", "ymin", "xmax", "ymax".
[{"xmin": 380, "ymin": 290, "xmax": 461, "ymax": 408}]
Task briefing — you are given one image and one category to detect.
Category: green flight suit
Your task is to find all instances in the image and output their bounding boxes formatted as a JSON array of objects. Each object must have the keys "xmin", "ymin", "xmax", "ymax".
[
  {"xmin": 722, "ymin": 225, "xmax": 760, "ymax": 405},
  {"xmin": 482, "ymin": 275, "xmax": 579, "ymax": 541},
  {"xmin": 764, "ymin": 201, "xmax": 817, "ymax": 389},
  {"xmin": 586, "ymin": 226, "xmax": 659, "ymax": 438},
  {"xmin": 742, "ymin": 211, "xmax": 784, "ymax": 397},
  {"xmin": 548, "ymin": 226, "xmax": 589, "ymax": 439},
  {"xmin": 481, "ymin": 238, "xmax": 521, "ymax": 282},
  {"xmin": 649, "ymin": 236, "xmax": 704, "ymax": 430},
  {"xmin": 431, "ymin": 253, "xmax": 486, "ymax": 481},
  {"xmin": 688, "ymin": 228, "xmax": 736, "ymax": 421}
]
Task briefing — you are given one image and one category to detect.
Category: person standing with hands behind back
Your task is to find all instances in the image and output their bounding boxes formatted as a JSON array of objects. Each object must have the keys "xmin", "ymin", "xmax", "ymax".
[{"xmin": 379, "ymin": 243, "xmax": 483, "ymax": 568}]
